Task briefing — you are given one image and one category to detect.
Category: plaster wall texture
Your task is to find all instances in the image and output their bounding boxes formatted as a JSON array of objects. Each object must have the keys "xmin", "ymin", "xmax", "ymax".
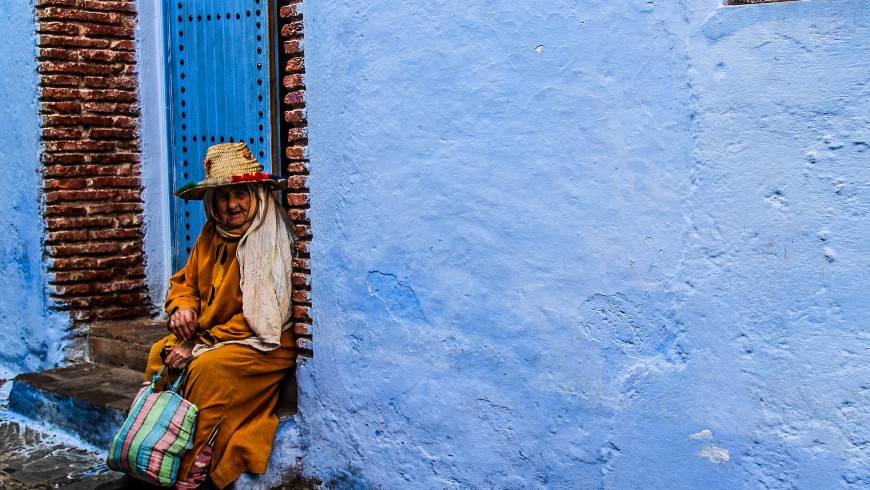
[
  {"xmin": 0, "ymin": 0, "xmax": 68, "ymax": 378},
  {"xmin": 136, "ymin": 0, "xmax": 171, "ymax": 309},
  {"xmin": 296, "ymin": 0, "xmax": 869, "ymax": 487}
]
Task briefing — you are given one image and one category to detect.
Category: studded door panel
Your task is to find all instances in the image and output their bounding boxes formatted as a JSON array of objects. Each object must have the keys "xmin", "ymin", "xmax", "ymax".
[{"xmin": 166, "ymin": 0, "xmax": 273, "ymax": 271}]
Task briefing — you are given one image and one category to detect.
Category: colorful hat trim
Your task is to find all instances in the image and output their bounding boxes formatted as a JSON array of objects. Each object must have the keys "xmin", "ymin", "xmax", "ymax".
[{"xmin": 174, "ymin": 142, "xmax": 288, "ymax": 200}]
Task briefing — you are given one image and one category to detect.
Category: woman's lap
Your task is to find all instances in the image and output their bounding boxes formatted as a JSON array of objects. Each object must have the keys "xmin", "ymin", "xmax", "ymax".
[
  {"xmin": 144, "ymin": 332, "xmax": 296, "ymax": 488},
  {"xmin": 145, "ymin": 334, "xmax": 296, "ymax": 396}
]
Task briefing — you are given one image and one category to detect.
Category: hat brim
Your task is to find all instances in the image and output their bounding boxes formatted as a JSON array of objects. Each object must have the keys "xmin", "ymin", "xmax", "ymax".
[{"xmin": 175, "ymin": 177, "xmax": 288, "ymax": 200}]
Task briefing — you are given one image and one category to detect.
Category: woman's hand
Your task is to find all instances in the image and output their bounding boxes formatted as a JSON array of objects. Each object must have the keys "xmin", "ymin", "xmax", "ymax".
[
  {"xmin": 170, "ymin": 308, "xmax": 199, "ymax": 342},
  {"xmin": 164, "ymin": 341, "xmax": 195, "ymax": 369}
]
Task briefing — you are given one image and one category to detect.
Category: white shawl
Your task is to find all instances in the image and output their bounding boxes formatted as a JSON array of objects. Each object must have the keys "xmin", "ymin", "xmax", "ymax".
[{"xmin": 195, "ymin": 184, "xmax": 295, "ymax": 356}]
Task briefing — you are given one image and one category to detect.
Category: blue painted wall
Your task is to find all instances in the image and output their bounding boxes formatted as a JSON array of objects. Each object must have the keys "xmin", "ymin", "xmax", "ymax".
[
  {"xmin": 0, "ymin": 1, "xmax": 68, "ymax": 378},
  {"xmin": 294, "ymin": 0, "xmax": 870, "ymax": 487}
]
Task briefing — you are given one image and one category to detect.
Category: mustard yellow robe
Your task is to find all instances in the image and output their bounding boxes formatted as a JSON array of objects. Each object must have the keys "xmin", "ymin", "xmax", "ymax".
[{"xmin": 146, "ymin": 221, "xmax": 296, "ymax": 489}]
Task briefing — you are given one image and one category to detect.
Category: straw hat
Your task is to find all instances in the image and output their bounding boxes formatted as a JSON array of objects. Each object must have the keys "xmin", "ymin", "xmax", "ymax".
[{"xmin": 175, "ymin": 142, "xmax": 287, "ymax": 200}]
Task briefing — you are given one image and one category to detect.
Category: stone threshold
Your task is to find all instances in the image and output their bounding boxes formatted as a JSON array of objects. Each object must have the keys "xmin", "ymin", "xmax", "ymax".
[{"xmin": 89, "ymin": 318, "xmax": 168, "ymax": 372}]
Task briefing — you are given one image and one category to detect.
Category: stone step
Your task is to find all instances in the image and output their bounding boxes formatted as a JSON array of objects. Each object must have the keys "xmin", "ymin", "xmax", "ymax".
[
  {"xmin": 89, "ymin": 319, "xmax": 167, "ymax": 371},
  {"xmin": 8, "ymin": 363, "xmax": 144, "ymax": 448}
]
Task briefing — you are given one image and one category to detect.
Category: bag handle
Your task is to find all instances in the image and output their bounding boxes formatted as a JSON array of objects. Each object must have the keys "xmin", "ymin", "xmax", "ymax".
[
  {"xmin": 151, "ymin": 367, "xmax": 166, "ymax": 387},
  {"xmin": 150, "ymin": 365, "xmax": 189, "ymax": 393},
  {"xmin": 169, "ymin": 365, "xmax": 189, "ymax": 393}
]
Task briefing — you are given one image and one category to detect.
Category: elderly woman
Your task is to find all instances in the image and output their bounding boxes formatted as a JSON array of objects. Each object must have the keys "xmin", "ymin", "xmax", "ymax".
[{"xmin": 144, "ymin": 142, "xmax": 296, "ymax": 489}]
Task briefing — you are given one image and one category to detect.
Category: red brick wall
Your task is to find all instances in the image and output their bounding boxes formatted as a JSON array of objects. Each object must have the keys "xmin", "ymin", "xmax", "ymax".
[
  {"xmin": 37, "ymin": 0, "xmax": 150, "ymax": 324},
  {"xmin": 278, "ymin": 0, "xmax": 312, "ymax": 357}
]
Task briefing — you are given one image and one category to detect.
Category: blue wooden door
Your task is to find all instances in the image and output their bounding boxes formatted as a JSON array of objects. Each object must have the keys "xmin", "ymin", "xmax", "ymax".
[{"xmin": 166, "ymin": 0, "xmax": 274, "ymax": 271}]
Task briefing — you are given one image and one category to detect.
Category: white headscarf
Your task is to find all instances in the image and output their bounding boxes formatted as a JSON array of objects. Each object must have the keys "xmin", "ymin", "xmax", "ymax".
[{"xmin": 199, "ymin": 184, "xmax": 295, "ymax": 354}]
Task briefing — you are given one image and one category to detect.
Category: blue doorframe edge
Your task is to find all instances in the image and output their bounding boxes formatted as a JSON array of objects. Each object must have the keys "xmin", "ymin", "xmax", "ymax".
[{"xmin": 137, "ymin": 0, "xmax": 172, "ymax": 307}]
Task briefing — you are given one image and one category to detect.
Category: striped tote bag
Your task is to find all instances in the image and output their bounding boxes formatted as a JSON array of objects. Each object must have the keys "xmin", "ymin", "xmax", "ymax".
[{"xmin": 107, "ymin": 367, "xmax": 199, "ymax": 487}]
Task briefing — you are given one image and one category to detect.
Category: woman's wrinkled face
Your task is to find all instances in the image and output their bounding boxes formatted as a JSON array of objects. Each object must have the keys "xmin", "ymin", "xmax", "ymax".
[{"xmin": 215, "ymin": 185, "xmax": 252, "ymax": 228}]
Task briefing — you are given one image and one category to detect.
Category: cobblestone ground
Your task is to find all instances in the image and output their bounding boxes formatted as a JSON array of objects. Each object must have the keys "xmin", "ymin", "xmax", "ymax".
[{"xmin": 0, "ymin": 379, "xmax": 123, "ymax": 489}]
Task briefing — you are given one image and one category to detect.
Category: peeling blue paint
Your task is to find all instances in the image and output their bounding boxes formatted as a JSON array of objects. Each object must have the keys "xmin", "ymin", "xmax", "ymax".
[{"xmin": 366, "ymin": 271, "xmax": 428, "ymax": 324}]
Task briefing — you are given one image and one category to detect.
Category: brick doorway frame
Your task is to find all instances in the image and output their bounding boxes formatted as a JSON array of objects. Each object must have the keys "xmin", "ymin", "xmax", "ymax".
[{"xmin": 36, "ymin": 0, "xmax": 311, "ymax": 374}]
